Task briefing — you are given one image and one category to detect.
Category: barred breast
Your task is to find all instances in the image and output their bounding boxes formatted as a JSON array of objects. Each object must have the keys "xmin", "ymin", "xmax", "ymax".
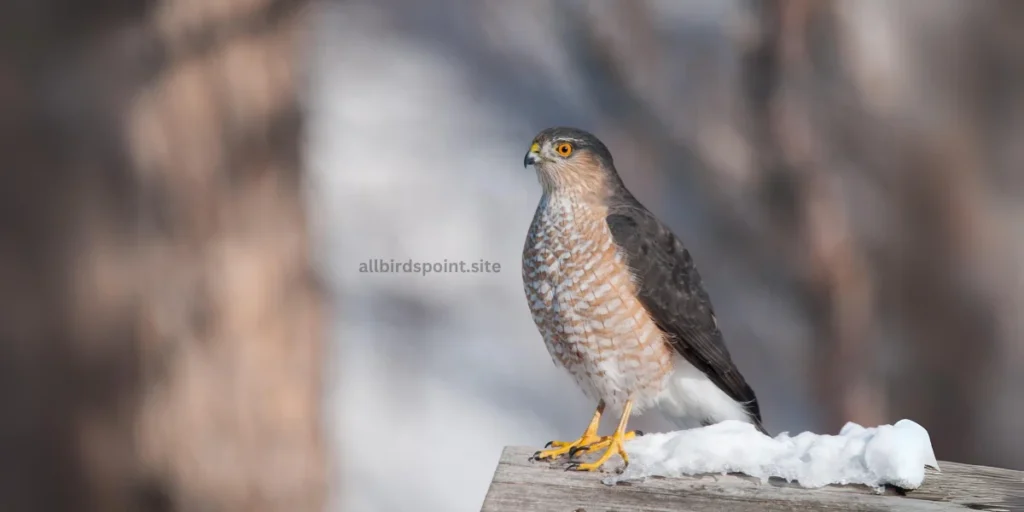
[{"xmin": 522, "ymin": 193, "xmax": 674, "ymax": 412}]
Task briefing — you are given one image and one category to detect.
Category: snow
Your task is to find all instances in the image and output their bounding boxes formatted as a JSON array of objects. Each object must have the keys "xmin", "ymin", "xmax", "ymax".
[{"xmin": 610, "ymin": 419, "xmax": 940, "ymax": 491}]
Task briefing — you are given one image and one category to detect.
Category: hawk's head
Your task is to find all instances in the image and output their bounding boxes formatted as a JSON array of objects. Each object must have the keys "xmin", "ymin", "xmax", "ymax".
[{"xmin": 524, "ymin": 127, "xmax": 618, "ymax": 196}]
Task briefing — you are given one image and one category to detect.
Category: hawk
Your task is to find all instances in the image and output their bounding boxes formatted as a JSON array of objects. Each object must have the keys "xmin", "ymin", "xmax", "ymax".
[{"xmin": 521, "ymin": 127, "xmax": 766, "ymax": 471}]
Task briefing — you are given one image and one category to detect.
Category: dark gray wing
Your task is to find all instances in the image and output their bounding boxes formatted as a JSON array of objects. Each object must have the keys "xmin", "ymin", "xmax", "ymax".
[{"xmin": 607, "ymin": 206, "xmax": 765, "ymax": 431}]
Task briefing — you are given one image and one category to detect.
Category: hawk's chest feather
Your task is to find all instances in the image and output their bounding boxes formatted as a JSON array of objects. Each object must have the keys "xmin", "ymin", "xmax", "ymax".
[{"xmin": 521, "ymin": 194, "xmax": 674, "ymax": 408}]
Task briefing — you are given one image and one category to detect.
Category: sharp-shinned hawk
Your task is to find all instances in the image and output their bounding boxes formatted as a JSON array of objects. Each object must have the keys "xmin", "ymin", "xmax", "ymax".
[{"xmin": 521, "ymin": 127, "xmax": 766, "ymax": 472}]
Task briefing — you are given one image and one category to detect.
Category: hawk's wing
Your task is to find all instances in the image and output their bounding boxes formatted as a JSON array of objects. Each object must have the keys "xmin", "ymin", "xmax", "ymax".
[{"xmin": 607, "ymin": 205, "xmax": 764, "ymax": 430}]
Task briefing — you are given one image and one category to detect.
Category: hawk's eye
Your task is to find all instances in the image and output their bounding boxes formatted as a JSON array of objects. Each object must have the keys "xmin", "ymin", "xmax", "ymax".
[{"xmin": 556, "ymin": 143, "xmax": 573, "ymax": 157}]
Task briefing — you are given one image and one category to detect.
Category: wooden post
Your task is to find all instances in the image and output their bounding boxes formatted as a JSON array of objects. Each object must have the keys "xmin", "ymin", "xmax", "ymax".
[{"xmin": 481, "ymin": 446, "xmax": 1024, "ymax": 511}]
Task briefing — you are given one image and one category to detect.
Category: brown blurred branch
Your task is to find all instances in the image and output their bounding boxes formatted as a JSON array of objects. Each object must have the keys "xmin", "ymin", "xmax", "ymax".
[
  {"xmin": 0, "ymin": 0, "xmax": 326, "ymax": 510},
  {"xmin": 741, "ymin": 0, "xmax": 883, "ymax": 430},
  {"xmin": 739, "ymin": 0, "xmax": 1012, "ymax": 465}
]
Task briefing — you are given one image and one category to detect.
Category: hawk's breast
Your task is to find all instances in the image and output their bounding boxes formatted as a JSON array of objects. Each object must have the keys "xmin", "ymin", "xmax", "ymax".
[{"xmin": 522, "ymin": 194, "xmax": 674, "ymax": 410}]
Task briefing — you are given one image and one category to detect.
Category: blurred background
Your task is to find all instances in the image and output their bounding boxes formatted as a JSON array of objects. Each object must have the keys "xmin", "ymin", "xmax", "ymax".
[{"xmin": 2, "ymin": 0, "xmax": 1023, "ymax": 511}]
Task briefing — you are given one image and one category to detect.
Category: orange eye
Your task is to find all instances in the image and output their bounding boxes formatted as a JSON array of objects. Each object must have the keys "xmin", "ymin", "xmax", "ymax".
[{"xmin": 556, "ymin": 143, "xmax": 573, "ymax": 157}]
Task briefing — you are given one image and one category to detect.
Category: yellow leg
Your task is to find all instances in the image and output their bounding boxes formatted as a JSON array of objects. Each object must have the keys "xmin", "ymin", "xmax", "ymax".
[
  {"xmin": 568, "ymin": 400, "xmax": 633, "ymax": 472},
  {"xmin": 532, "ymin": 401, "xmax": 605, "ymax": 461}
]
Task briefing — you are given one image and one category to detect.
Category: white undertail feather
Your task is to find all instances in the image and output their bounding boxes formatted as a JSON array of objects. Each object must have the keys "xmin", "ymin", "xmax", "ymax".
[{"xmin": 656, "ymin": 353, "xmax": 753, "ymax": 429}]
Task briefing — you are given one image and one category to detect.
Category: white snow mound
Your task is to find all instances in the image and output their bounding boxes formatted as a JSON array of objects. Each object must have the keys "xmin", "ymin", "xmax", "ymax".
[{"xmin": 608, "ymin": 419, "xmax": 939, "ymax": 491}]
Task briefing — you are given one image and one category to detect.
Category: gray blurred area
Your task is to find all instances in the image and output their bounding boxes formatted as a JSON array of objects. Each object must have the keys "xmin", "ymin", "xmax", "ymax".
[{"xmin": 307, "ymin": 1, "xmax": 1024, "ymax": 511}]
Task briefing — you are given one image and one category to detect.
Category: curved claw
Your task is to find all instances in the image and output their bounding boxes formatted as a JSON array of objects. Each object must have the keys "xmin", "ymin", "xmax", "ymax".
[
  {"xmin": 544, "ymin": 440, "xmax": 555, "ymax": 448},
  {"xmin": 565, "ymin": 463, "xmax": 580, "ymax": 472},
  {"xmin": 532, "ymin": 434, "xmax": 603, "ymax": 462},
  {"xmin": 567, "ymin": 445, "xmax": 586, "ymax": 460}
]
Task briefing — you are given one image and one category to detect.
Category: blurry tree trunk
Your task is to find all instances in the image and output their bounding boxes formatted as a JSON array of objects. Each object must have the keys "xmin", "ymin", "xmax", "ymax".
[
  {"xmin": 0, "ymin": 0, "xmax": 326, "ymax": 511},
  {"xmin": 738, "ymin": 0, "xmax": 1009, "ymax": 466},
  {"xmin": 741, "ymin": 0, "xmax": 883, "ymax": 431}
]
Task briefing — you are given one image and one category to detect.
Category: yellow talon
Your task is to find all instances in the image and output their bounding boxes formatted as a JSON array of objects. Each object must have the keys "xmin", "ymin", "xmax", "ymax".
[
  {"xmin": 568, "ymin": 430, "xmax": 641, "ymax": 459},
  {"xmin": 533, "ymin": 433, "xmax": 603, "ymax": 460},
  {"xmin": 532, "ymin": 401, "xmax": 605, "ymax": 461},
  {"xmin": 568, "ymin": 399, "xmax": 634, "ymax": 472}
]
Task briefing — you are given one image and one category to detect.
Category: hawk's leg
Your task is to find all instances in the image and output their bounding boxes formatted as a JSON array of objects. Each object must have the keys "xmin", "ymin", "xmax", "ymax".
[
  {"xmin": 568, "ymin": 399, "xmax": 633, "ymax": 472},
  {"xmin": 531, "ymin": 401, "xmax": 605, "ymax": 461}
]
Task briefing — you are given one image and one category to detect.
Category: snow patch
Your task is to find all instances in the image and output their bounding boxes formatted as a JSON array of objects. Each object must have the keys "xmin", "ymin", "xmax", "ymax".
[{"xmin": 609, "ymin": 419, "xmax": 939, "ymax": 491}]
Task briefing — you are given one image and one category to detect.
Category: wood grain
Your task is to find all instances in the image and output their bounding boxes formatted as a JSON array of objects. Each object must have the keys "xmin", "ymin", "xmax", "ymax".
[{"xmin": 481, "ymin": 446, "xmax": 1024, "ymax": 512}]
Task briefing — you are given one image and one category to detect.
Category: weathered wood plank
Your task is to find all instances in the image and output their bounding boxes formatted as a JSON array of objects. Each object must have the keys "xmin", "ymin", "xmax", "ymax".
[{"xmin": 480, "ymin": 446, "xmax": 1024, "ymax": 512}]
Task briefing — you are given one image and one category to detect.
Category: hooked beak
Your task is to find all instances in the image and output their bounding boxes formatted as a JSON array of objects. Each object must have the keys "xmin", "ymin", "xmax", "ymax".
[
  {"xmin": 523, "ymin": 152, "xmax": 536, "ymax": 167},
  {"xmin": 523, "ymin": 142, "xmax": 540, "ymax": 167}
]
